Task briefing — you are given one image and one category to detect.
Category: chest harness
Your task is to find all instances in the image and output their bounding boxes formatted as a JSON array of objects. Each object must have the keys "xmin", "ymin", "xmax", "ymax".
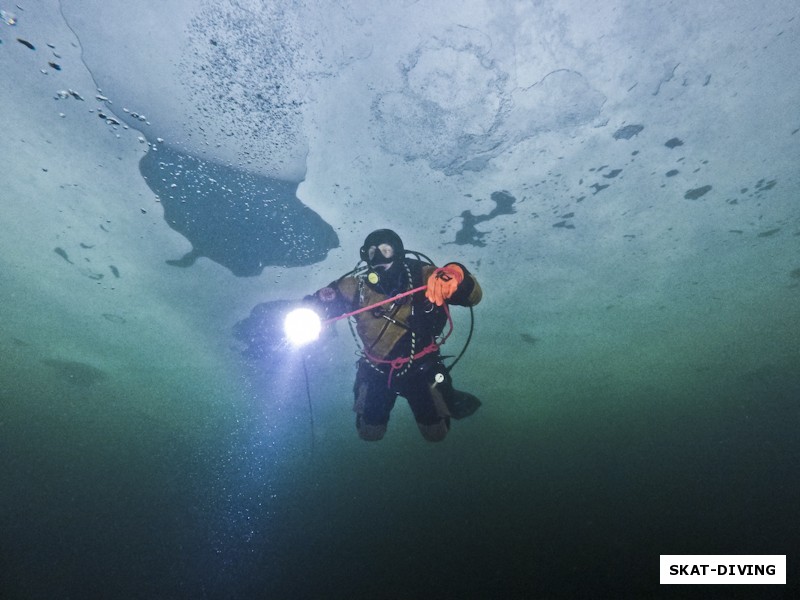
[{"xmin": 325, "ymin": 260, "xmax": 454, "ymax": 386}]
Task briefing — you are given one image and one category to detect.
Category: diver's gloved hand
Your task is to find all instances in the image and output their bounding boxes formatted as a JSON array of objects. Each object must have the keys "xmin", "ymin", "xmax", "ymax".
[{"xmin": 426, "ymin": 264, "xmax": 464, "ymax": 306}]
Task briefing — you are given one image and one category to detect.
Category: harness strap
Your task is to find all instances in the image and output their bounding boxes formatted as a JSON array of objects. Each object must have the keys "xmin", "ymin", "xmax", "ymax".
[
  {"xmin": 323, "ymin": 284, "xmax": 428, "ymax": 324},
  {"xmin": 364, "ymin": 302, "xmax": 455, "ymax": 386}
]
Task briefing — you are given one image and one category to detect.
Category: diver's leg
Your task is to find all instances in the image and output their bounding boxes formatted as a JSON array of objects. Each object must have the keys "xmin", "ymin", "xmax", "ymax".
[
  {"xmin": 443, "ymin": 387, "xmax": 482, "ymax": 420},
  {"xmin": 437, "ymin": 369, "xmax": 482, "ymax": 420},
  {"xmin": 352, "ymin": 361, "xmax": 395, "ymax": 441},
  {"xmin": 402, "ymin": 374, "xmax": 450, "ymax": 442}
]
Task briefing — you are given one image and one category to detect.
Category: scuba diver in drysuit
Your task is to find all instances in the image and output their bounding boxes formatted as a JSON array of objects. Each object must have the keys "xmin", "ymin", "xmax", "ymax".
[{"xmin": 304, "ymin": 229, "xmax": 482, "ymax": 442}]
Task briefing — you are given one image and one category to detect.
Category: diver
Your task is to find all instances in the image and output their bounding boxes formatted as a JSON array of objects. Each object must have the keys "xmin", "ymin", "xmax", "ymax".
[{"xmin": 302, "ymin": 228, "xmax": 483, "ymax": 442}]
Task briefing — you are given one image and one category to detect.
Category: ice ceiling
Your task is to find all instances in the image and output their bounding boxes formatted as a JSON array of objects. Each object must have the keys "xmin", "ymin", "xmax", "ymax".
[{"xmin": 1, "ymin": 1, "xmax": 798, "ymax": 432}]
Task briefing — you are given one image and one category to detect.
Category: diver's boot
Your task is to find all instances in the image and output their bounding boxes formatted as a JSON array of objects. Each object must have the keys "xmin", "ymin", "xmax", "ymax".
[{"xmin": 445, "ymin": 390, "xmax": 481, "ymax": 419}]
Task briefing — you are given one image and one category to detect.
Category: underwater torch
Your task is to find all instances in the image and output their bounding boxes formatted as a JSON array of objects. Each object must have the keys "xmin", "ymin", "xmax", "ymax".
[
  {"xmin": 284, "ymin": 308, "xmax": 322, "ymax": 347},
  {"xmin": 284, "ymin": 284, "xmax": 429, "ymax": 347}
]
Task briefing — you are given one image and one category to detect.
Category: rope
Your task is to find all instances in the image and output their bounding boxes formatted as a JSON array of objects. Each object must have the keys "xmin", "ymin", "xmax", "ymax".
[
  {"xmin": 301, "ymin": 355, "xmax": 315, "ymax": 456},
  {"xmin": 362, "ymin": 302, "xmax": 454, "ymax": 386},
  {"xmin": 322, "ymin": 267, "xmax": 458, "ymax": 386},
  {"xmin": 322, "ymin": 284, "xmax": 428, "ymax": 324}
]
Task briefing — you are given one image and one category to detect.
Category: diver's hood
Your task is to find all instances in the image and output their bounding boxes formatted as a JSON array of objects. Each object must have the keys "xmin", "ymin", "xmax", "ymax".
[{"xmin": 360, "ymin": 229, "xmax": 404, "ymax": 267}]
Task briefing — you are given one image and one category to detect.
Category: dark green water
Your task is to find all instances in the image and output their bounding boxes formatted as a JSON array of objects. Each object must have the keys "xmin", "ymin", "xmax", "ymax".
[{"xmin": 2, "ymin": 340, "xmax": 797, "ymax": 599}]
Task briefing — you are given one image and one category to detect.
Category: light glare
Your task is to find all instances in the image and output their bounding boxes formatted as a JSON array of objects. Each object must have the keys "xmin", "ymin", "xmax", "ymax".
[{"xmin": 284, "ymin": 308, "xmax": 322, "ymax": 346}]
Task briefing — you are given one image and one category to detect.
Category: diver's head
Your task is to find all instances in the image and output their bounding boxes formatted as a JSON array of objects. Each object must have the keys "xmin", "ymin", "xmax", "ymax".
[{"xmin": 360, "ymin": 229, "xmax": 404, "ymax": 271}]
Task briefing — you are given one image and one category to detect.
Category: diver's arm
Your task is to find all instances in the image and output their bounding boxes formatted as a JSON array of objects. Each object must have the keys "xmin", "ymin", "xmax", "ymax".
[
  {"xmin": 304, "ymin": 276, "xmax": 359, "ymax": 319},
  {"xmin": 448, "ymin": 263, "xmax": 482, "ymax": 306}
]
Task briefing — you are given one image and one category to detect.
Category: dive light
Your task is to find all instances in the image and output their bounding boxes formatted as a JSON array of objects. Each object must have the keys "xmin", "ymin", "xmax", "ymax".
[{"xmin": 284, "ymin": 308, "xmax": 322, "ymax": 346}]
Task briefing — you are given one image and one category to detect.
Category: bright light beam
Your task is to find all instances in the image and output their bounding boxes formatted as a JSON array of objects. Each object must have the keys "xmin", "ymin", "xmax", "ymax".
[{"xmin": 284, "ymin": 308, "xmax": 322, "ymax": 346}]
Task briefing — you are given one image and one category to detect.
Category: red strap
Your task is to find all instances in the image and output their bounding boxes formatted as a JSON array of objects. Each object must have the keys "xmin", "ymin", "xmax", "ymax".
[
  {"xmin": 363, "ymin": 303, "xmax": 454, "ymax": 386},
  {"xmin": 323, "ymin": 284, "xmax": 428, "ymax": 325},
  {"xmin": 319, "ymin": 277, "xmax": 457, "ymax": 386}
]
